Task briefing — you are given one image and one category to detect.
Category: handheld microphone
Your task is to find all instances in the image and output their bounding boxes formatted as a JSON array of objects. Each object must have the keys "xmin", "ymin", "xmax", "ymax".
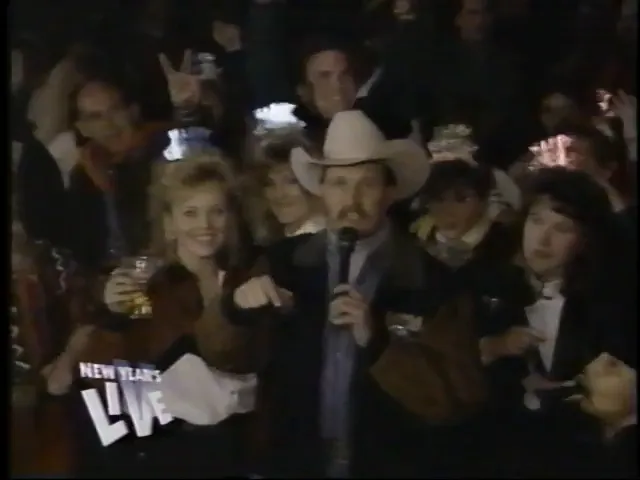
[{"xmin": 336, "ymin": 227, "xmax": 359, "ymax": 288}]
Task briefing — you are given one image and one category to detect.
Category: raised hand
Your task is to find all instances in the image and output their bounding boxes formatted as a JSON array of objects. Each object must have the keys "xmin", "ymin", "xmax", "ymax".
[
  {"xmin": 529, "ymin": 134, "xmax": 574, "ymax": 168},
  {"xmin": 158, "ymin": 50, "xmax": 201, "ymax": 107},
  {"xmin": 213, "ymin": 21, "xmax": 242, "ymax": 52}
]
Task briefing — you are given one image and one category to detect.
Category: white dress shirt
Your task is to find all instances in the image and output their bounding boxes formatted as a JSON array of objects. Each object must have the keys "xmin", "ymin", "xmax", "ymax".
[
  {"xmin": 524, "ymin": 280, "xmax": 565, "ymax": 372},
  {"xmin": 523, "ymin": 280, "xmax": 566, "ymax": 410}
]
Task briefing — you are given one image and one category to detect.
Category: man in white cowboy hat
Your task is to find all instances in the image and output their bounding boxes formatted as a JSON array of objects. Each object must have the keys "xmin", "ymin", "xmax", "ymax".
[{"xmin": 223, "ymin": 110, "xmax": 488, "ymax": 478}]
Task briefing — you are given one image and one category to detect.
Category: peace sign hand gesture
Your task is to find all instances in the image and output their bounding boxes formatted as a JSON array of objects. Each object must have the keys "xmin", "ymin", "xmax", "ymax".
[{"xmin": 158, "ymin": 50, "xmax": 201, "ymax": 108}]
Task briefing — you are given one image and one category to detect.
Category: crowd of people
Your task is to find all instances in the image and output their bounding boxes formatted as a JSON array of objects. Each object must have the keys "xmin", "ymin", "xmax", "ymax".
[{"xmin": 10, "ymin": 0, "xmax": 637, "ymax": 478}]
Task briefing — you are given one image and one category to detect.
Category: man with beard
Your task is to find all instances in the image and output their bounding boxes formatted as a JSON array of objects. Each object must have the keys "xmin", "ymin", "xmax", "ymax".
[{"xmin": 223, "ymin": 111, "xmax": 487, "ymax": 477}]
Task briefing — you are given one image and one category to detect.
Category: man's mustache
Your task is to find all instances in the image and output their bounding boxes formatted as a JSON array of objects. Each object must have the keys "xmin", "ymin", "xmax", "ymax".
[{"xmin": 337, "ymin": 206, "xmax": 368, "ymax": 221}]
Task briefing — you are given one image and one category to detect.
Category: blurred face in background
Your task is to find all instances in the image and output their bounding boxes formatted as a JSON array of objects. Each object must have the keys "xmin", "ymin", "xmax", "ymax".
[
  {"xmin": 532, "ymin": 134, "xmax": 617, "ymax": 192},
  {"xmin": 522, "ymin": 197, "xmax": 581, "ymax": 280},
  {"xmin": 304, "ymin": 50, "xmax": 357, "ymax": 119},
  {"xmin": 553, "ymin": 135, "xmax": 614, "ymax": 184},
  {"xmin": 456, "ymin": 0, "xmax": 492, "ymax": 42},
  {"xmin": 264, "ymin": 163, "xmax": 313, "ymax": 232},
  {"xmin": 539, "ymin": 93, "xmax": 583, "ymax": 132},
  {"xmin": 427, "ymin": 188, "xmax": 487, "ymax": 239},
  {"xmin": 76, "ymin": 82, "xmax": 139, "ymax": 153}
]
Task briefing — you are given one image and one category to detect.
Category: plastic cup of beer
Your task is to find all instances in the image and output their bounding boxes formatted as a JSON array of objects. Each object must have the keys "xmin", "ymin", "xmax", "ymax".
[{"xmin": 119, "ymin": 256, "xmax": 164, "ymax": 319}]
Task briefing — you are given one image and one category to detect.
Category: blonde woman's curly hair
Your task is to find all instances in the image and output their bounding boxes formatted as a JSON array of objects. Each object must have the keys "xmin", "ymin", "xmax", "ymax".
[
  {"xmin": 148, "ymin": 152, "xmax": 249, "ymax": 268},
  {"xmin": 242, "ymin": 131, "xmax": 322, "ymax": 245}
]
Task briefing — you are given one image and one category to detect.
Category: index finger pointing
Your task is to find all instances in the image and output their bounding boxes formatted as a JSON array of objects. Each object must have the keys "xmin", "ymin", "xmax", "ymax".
[{"xmin": 277, "ymin": 287, "xmax": 293, "ymax": 301}]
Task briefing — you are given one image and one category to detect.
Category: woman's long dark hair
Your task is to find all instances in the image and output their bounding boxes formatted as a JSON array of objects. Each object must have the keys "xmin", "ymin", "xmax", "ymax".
[{"xmin": 520, "ymin": 167, "xmax": 622, "ymax": 298}]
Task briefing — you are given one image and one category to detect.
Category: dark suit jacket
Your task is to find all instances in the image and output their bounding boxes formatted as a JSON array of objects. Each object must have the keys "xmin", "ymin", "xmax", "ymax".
[
  {"xmin": 476, "ymin": 264, "xmax": 634, "ymax": 476},
  {"xmin": 478, "ymin": 263, "xmax": 632, "ymax": 407},
  {"xmin": 222, "ymin": 230, "xmax": 486, "ymax": 477}
]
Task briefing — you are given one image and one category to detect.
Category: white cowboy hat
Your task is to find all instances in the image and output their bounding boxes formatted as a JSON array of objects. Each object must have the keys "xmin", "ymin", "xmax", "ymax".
[{"xmin": 290, "ymin": 110, "xmax": 430, "ymax": 201}]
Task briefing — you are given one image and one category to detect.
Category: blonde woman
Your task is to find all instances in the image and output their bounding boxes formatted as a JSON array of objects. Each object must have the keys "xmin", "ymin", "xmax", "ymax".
[
  {"xmin": 245, "ymin": 136, "xmax": 325, "ymax": 245},
  {"xmin": 50, "ymin": 153, "xmax": 261, "ymax": 477}
]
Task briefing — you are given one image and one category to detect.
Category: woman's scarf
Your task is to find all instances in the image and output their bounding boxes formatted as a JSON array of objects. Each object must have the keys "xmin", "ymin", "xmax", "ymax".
[{"xmin": 411, "ymin": 211, "xmax": 494, "ymax": 267}]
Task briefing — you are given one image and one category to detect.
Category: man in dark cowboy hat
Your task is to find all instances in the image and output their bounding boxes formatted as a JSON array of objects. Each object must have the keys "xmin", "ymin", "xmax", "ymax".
[{"xmin": 223, "ymin": 110, "xmax": 487, "ymax": 478}]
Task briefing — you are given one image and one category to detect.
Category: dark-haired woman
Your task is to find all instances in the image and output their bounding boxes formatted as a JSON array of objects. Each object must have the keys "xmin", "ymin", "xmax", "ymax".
[
  {"xmin": 411, "ymin": 159, "xmax": 520, "ymax": 294},
  {"xmin": 513, "ymin": 124, "xmax": 637, "ymax": 315},
  {"xmin": 478, "ymin": 167, "xmax": 634, "ymax": 477}
]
